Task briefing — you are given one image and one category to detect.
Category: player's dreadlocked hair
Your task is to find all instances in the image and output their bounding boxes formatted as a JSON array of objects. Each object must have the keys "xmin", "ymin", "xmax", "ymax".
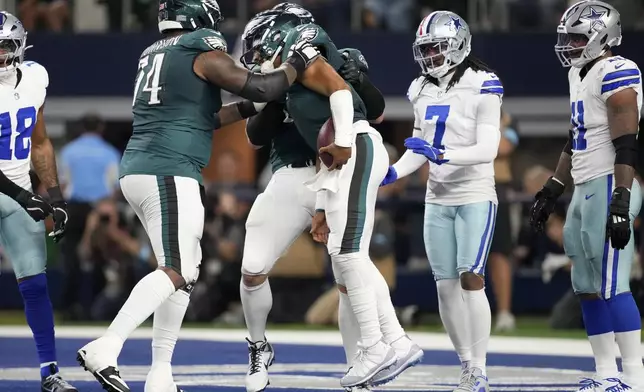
[{"xmin": 422, "ymin": 55, "xmax": 496, "ymax": 91}]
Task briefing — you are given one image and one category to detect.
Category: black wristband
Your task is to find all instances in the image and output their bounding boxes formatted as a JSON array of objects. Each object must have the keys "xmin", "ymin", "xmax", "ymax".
[
  {"xmin": 47, "ymin": 186, "xmax": 64, "ymax": 203},
  {"xmin": 285, "ymin": 56, "xmax": 306, "ymax": 78},
  {"xmin": 236, "ymin": 100, "xmax": 258, "ymax": 120}
]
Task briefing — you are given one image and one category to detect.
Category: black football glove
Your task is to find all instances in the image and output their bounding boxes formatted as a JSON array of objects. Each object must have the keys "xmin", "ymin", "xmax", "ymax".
[
  {"xmin": 15, "ymin": 190, "xmax": 53, "ymax": 222},
  {"xmin": 607, "ymin": 186, "xmax": 631, "ymax": 249},
  {"xmin": 47, "ymin": 186, "xmax": 68, "ymax": 243},
  {"xmin": 285, "ymin": 40, "xmax": 321, "ymax": 77},
  {"xmin": 529, "ymin": 176, "xmax": 565, "ymax": 233},
  {"xmin": 338, "ymin": 56, "xmax": 363, "ymax": 86}
]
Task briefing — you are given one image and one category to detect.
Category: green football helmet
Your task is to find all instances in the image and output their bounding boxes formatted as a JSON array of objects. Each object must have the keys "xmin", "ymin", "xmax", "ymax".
[
  {"xmin": 158, "ymin": 0, "xmax": 223, "ymax": 33},
  {"xmin": 240, "ymin": 3, "xmax": 314, "ymax": 68}
]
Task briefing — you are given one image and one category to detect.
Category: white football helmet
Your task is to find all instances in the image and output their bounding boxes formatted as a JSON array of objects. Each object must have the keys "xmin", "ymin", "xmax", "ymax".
[
  {"xmin": 554, "ymin": 0, "xmax": 622, "ymax": 68},
  {"xmin": 413, "ymin": 11, "xmax": 472, "ymax": 78},
  {"xmin": 0, "ymin": 12, "xmax": 27, "ymax": 76}
]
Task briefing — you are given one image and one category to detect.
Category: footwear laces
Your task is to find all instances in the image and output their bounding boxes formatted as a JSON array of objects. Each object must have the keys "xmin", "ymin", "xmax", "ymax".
[
  {"xmin": 44, "ymin": 374, "xmax": 75, "ymax": 389},
  {"xmin": 579, "ymin": 378, "xmax": 603, "ymax": 391},
  {"xmin": 456, "ymin": 369, "xmax": 478, "ymax": 391},
  {"xmin": 246, "ymin": 338, "xmax": 265, "ymax": 375},
  {"xmin": 604, "ymin": 378, "xmax": 632, "ymax": 392}
]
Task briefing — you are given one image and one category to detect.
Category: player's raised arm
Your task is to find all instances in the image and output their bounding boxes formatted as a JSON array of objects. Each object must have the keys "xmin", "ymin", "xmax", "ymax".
[
  {"xmin": 338, "ymin": 48, "xmax": 385, "ymax": 124},
  {"xmin": 193, "ymin": 43, "xmax": 318, "ymax": 103}
]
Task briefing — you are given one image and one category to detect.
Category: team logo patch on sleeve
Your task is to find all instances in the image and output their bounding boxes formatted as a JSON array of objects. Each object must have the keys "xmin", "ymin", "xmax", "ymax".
[
  {"xmin": 295, "ymin": 27, "xmax": 318, "ymax": 43},
  {"xmin": 203, "ymin": 36, "xmax": 227, "ymax": 51}
]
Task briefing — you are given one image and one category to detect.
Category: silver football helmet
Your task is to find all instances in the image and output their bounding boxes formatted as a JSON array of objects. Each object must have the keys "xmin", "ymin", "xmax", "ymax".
[
  {"xmin": 0, "ymin": 12, "xmax": 27, "ymax": 75},
  {"xmin": 555, "ymin": 1, "xmax": 622, "ymax": 68},
  {"xmin": 413, "ymin": 11, "xmax": 471, "ymax": 78}
]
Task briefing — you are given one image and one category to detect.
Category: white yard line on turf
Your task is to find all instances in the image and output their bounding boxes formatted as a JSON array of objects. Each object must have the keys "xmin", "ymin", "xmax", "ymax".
[{"xmin": 0, "ymin": 325, "xmax": 638, "ymax": 358}]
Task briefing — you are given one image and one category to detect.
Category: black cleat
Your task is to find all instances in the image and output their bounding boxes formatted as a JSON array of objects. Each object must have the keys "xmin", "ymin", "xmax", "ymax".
[
  {"xmin": 41, "ymin": 364, "xmax": 78, "ymax": 392},
  {"xmin": 77, "ymin": 351, "xmax": 130, "ymax": 392}
]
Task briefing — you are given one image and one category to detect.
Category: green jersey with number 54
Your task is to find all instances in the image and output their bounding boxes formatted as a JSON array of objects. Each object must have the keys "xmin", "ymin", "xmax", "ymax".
[{"xmin": 120, "ymin": 29, "xmax": 227, "ymax": 183}]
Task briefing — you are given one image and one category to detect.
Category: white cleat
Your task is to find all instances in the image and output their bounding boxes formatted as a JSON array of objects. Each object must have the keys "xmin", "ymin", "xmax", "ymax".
[
  {"xmin": 144, "ymin": 363, "xmax": 184, "ymax": 392},
  {"xmin": 344, "ymin": 386, "xmax": 371, "ymax": 392},
  {"xmin": 245, "ymin": 338, "xmax": 275, "ymax": 392},
  {"xmin": 454, "ymin": 367, "xmax": 489, "ymax": 392},
  {"xmin": 340, "ymin": 340, "xmax": 397, "ymax": 388},
  {"xmin": 76, "ymin": 337, "xmax": 130, "ymax": 392},
  {"xmin": 370, "ymin": 335, "xmax": 423, "ymax": 386}
]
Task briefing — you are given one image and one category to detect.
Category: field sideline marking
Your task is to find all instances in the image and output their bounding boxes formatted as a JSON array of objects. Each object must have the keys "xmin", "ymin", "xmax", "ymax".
[{"xmin": 0, "ymin": 326, "xmax": 623, "ymax": 358}]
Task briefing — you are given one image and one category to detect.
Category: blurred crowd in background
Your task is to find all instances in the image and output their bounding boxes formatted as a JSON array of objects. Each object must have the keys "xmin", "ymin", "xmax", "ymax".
[
  {"xmin": 0, "ymin": 0, "xmax": 643, "ymax": 335},
  {"xmin": 10, "ymin": 0, "xmax": 644, "ymax": 33}
]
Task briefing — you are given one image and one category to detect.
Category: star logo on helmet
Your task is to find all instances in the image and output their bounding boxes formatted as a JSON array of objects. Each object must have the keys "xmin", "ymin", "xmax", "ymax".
[
  {"xmin": 580, "ymin": 6, "xmax": 606, "ymax": 30},
  {"xmin": 446, "ymin": 15, "xmax": 463, "ymax": 32}
]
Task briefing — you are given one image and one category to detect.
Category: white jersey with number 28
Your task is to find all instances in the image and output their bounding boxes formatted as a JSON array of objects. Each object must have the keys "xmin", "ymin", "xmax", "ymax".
[
  {"xmin": 568, "ymin": 56, "xmax": 642, "ymax": 185},
  {"xmin": 408, "ymin": 68, "xmax": 502, "ymax": 206}
]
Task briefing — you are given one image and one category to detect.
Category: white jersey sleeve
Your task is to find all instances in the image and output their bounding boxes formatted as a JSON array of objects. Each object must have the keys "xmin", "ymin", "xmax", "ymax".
[
  {"xmin": 20, "ymin": 61, "xmax": 48, "ymax": 107},
  {"xmin": 597, "ymin": 57, "xmax": 642, "ymax": 103}
]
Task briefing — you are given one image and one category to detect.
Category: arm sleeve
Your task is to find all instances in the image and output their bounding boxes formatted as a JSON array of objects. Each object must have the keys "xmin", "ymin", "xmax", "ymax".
[
  {"xmin": 246, "ymin": 102, "xmax": 286, "ymax": 147},
  {"xmin": 442, "ymin": 94, "xmax": 501, "ymax": 166},
  {"xmin": 392, "ymin": 125, "xmax": 426, "ymax": 179},
  {"xmin": 0, "ymin": 170, "xmax": 27, "ymax": 200},
  {"xmin": 330, "ymin": 89, "xmax": 355, "ymax": 147},
  {"xmin": 354, "ymin": 74, "xmax": 385, "ymax": 121}
]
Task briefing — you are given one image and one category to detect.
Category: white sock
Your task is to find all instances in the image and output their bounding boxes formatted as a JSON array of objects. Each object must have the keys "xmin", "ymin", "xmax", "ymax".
[
  {"xmin": 588, "ymin": 332, "xmax": 619, "ymax": 377},
  {"xmin": 332, "ymin": 254, "xmax": 382, "ymax": 348},
  {"xmin": 240, "ymin": 279, "xmax": 273, "ymax": 342},
  {"xmin": 105, "ymin": 270, "xmax": 176, "ymax": 353},
  {"xmin": 437, "ymin": 279, "xmax": 471, "ymax": 363},
  {"xmin": 338, "ymin": 291, "xmax": 360, "ymax": 365},
  {"xmin": 152, "ymin": 289, "xmax": 190, "ymax": 365},
  {"xmin": 615, "ymin": 331, "xmax": 643, "ymax": 378},
  {"xmin": 367, "ymin": 261, "xmax": 405, "ymax": 344},
  {"xmin": 462, "ymin": 288, "xmax": 491, "ymax": 375}
]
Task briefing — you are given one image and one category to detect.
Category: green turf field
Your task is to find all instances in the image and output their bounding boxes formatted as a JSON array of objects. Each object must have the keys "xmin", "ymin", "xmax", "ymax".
[{"xmin": 0, "ymin": 310, "xmax": 621, "ymax": 340}]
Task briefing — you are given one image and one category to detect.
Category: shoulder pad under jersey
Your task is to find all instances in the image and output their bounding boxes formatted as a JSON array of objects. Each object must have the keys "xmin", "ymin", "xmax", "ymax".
[
  {"xmin": 407, "ymin": 77, "xmax": 425, "ymax": 103},
  {"xmin": 597, "ymin": 56, "xmax": 641, "ymax": 99},
  {"xmin": 19, "ymin": 61, "xmax": 49, "ymax": 90},
  {"xmin": 181, "ymin": 29, "xmax": 227, "ymax": 53}
]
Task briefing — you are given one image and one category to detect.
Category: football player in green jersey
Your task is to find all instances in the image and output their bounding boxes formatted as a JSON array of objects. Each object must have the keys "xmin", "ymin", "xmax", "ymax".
[
  {"xmin": 245, "ymin": 4, "xmax": 422, "ymax": 389},
  {"xmin": 76, "ymin": 1, "xmax": 321, "ymax": 392}
]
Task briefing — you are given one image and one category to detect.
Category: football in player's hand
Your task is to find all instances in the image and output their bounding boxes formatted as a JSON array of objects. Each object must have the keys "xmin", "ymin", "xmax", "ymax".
[{"xmin": 318, "ymin": 118, "xmax": 334, "ymax": 167}]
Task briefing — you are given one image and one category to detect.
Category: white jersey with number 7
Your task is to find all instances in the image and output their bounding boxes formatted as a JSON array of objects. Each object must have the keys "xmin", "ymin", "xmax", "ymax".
[{"xmin": 408, "ymin": 67, "xmax": 502, "ymax": 206}]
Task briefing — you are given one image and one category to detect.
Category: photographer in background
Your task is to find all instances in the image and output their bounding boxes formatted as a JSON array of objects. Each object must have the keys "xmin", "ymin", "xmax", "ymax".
[{"xmin": 77, "ymin": 198, "xmax": 155, "ymax": 320}]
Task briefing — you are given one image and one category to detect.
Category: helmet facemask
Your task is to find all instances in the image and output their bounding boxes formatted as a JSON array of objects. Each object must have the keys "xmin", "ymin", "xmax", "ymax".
[
  {"xmin": 555, "ymin": 31, "xmax": 603, "ymax": 68},
  {"xmin": 413, "ymin": 38, "xmax": 457, "ymax": 78},
  {"xmin": 0, "ymin": 36, "xmax": 25, "ymax": 75}
]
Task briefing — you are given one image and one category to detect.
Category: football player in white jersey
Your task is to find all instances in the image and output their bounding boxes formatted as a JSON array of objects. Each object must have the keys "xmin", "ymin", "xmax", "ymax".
[
  {"xmin": 529, "ymin": 1, "xmax": 643, "ymax": 390},
  {"xmin": 0, "ymin": 11, "xmax": 74, "ymax": 392},
  {"xmin": 382, "ymin": 11, "xmax": 501, "ymax": 392}
]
